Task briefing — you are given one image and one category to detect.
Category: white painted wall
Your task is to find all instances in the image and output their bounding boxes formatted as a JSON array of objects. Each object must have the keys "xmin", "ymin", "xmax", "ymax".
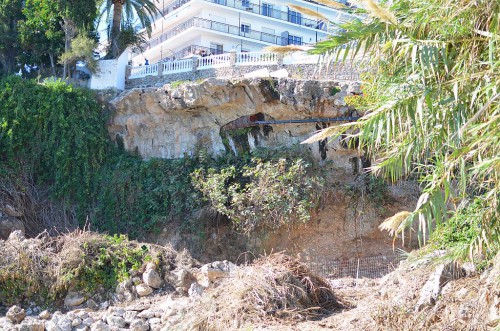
[{"xmin": 90, "ymin": 50, "xmax": 129, "ymax": 90}]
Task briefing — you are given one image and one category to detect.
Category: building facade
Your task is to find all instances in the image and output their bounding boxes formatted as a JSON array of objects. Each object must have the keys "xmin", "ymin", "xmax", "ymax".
[{"xmin": 131, "ymin": 0, "xmax": 359, "ymax": 66}]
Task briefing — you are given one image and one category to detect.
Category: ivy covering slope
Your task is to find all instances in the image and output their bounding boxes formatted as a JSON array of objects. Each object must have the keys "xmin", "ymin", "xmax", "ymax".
[{"xmin": 0, "ymin": 77, "xmax": 326, "ymax": 237}]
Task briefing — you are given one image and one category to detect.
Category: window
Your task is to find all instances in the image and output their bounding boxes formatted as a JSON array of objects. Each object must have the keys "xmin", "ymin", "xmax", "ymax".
[
  {"xmin": 288, "ymin": 35, "xmax": 302, "ymax": 45},
  {"xmin": 210, "ymin": 43, "xmax": 224, "ymax": 54},
  {"xmin": 288, "ymin": 10, "xmax": 302, "ymax": 24},
  {"xmin": 240, "ymin": 24, "xmax": 251, "ymax": 33},
  {"xmin": 262, "ymin": 3, "xmax": 273, "ymax": 17},
  {"xmin": 241, "ymin": 0, "xmax": 250, "ymax": 7}
]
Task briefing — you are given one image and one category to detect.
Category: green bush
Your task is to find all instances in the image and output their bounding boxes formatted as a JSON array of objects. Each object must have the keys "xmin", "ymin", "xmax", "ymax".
[
  {"xmin": 0, "ymin": 76, "xmax": 108, "ymax": 201},
  {"xmin": 192, "ymin": 157, "xmax": 324, "ymax": 234}
]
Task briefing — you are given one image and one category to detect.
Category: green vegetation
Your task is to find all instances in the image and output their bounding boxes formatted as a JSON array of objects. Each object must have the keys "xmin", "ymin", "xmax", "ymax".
[
  {"xmin": 193, "ymin": 157, "xmax": 324, "ymax": 234},
  {"xmin": 307, "ymin": 0, "xmax": 499, "ymax": 261},
  {"xmin": 0, "ymin": 77, "xmax": 330, "ymax": 237},
  {"xmin": 0, "ymin": 230, "xmax": 171, "ymax": 305}
]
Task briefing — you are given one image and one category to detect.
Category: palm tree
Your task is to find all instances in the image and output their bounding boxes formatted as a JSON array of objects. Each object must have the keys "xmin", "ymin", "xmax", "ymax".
[
  {"xmin": 301, "ymin": 0, "xmax": 499, "ymax": 261},
  {"xmin": 101, "ymin": 0, "xmax": 160, "ymax": 58}
]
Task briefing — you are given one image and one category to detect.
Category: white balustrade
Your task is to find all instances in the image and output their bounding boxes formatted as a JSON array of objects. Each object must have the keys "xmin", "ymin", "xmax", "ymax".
[
  {"xmin": 197, "ymin": 54, "xmax": 231, "ymax": 69},
  {"xmin": 129, "ymin": 64, "xmax": 158, "ymax": 78},
  {"xmin": 163, "ymin": 58, "xmax": 193, "ymax": 74},
  {"xmin": 128, "ymin": 52, "xmax": 349, "ymax": 80},
  {"xmin": 236, "ymin": 52, "xmax": 278, "ymax": 65}
]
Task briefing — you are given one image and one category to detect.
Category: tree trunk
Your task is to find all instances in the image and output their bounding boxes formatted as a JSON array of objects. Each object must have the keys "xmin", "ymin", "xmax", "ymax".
[
  {"xmin": 111, "ymin": 0, "xmax": 124, "ymax": 58},
  {"xmin": 61, "ymin": 18, "xmax": 77, "ymax": 79},
  {"xmin": 49, "ymin": 53, "xmax": 56, "ymax": 76}
]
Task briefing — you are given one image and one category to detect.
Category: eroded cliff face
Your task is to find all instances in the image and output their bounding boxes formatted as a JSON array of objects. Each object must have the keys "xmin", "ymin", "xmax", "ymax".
[
  {"xmin": 107, "ymin": 78, "xmax": 417, "ymax": 262},
  {"xmin": 108, "ymin": 78, "xmax": 362, "ymax": 167}
]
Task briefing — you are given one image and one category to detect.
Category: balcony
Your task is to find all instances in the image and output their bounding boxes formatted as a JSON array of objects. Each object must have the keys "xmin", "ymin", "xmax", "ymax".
[
  {"xmin": 144, "ymin": 17, "xmax": 299, "ymax": 52},
  {"xmin": 155, "ymin": 0, "xmax": 335, "ymax": 32}
]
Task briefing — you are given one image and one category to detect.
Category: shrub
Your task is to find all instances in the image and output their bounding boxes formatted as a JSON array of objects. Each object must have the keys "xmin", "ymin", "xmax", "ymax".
[{"xmin": 192, "ymin": 157, "xmax": 324, "ymax": 234}]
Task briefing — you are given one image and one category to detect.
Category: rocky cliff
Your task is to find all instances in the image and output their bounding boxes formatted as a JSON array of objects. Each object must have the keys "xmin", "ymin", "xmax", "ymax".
[{"xmin": 108, "ymin": 78, "xmax": 362, "ymax": 167}]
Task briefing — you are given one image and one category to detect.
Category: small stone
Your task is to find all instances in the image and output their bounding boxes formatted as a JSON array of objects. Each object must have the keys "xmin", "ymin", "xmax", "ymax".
[
  {"xmin": 106, "ymin": 315, "xmax": 126, "ymax": 328},
  {"xmin": 64, "ymin": 292, "xmax": 85, "ymax": 307},
  {"xmin": 86, "ymin": 299, "xmax": 99, "ymax": 310},
  {"xmin": 74, "ymin": 325, "xmax": 89, "ymax": 331},
  {"xmin": 110, "ymin": 307, "xmax": 125, "ymax": 317},
  {"xmin": 18, "ymin": 319, "xmax": 45, "ymax": 331},
  {"xmin": 56, "ymin": 316, "xmax": 72, "ymax": 331},
  {"xmin": 137, "ymin": 309, "xmax": 155, "ymax": 319},
  {"xmin": 39, "ymin": 310, "xmax": 51, "ymax": 320},
  {"xmin": 82, "ymin": 317, "xmax": 94, "ymax": 326},
  {"xmin": 123, "ymin": 310, "xmax": 138, "ymax": 323},
  {"xmin": 7, "ymin": 305, "xmax": 26, "ymax": 323},
  {"xmin": 90, "ymin": 320, "xmax": 110, "ymax": 331},
  {"xmin": 188, "ymin": 283, "xmax": 205, "ymax": 298},
  {"xmin": 148, "ymin": 318, "xmax": 161, "ymax": 327},
  {"xmin": 124, "ymin": 291, "xmax": 135, "ymax": 301},
  {"xmin": 129, "ymin": 319, "xmax": 150, "ymax": 331},
  {"xmin": 72, "ymin": 317, "xmax": 83, "ymax": 326},
  {"xmin": 136, "ymin": 284, "xmax": 153, "ymax": 297},
  {"xmin": 99, "ymin": 301, "xmax": 110, "ymax": 310},
  {"xmin": 77, "ymin": 311, "xmax": 89, "ymax": 319},
  {"xmin": 145, "ymin": 263, "xmax": 156, "ymax": 271},
  {"xmin": 143, "ymin": 269, "xmax": 163, "ymax": 288}
]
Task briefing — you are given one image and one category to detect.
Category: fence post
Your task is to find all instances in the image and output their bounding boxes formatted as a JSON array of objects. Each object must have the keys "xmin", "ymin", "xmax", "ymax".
[
  {"xmin": 192, "ymin": 56, "xmax": 199, "ymax": 72},
  {"xmin": 158, "ymin": 61, "xmax": 163, "ymax": 77},
  {"xmin": 229, "ymin": 49, "xmax": 237, "ymax": 66},
  {"xmin": 277, "ymin": 53, "xmax": 284, "ymax": 66}
]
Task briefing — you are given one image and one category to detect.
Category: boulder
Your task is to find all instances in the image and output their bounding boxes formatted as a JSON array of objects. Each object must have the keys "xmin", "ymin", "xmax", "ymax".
[
  {"xmin": 105, "ymin": 315, "xmax": 126, "ymax": 328},
  {"xmin": 130, "ymin": 319, "xmax": 150, "ymax": 331},
  {"xmin": 18, "ymin": 319, "xmax": 45, "ymax": 331},
  {"xmin": 136, "ymin": 284, "xmax": 153, "ymax": 297},
  {"xmin": 188, "ymin": 282, "xmax": 205, "ymax": 298},
  {"xmin": 415, "ymin": 264, "xmax": 456, "ymax": 311},
  {"xmin": 143, "ymin": 269, "xmax": 163, "ymax": 288},
  {"xmin": 90, "ymin": 321, "xmax": 110, "ymax": 331},
  {"xmin": 7, "ymin": 305, "xmax": 26, "ymax": 323},
  {"xmin": 64, "ymin": 292, "xmax": 85, "ymax": 307},
  {"xmin": 38, "ymin": 310, "xmax": 51, "ymax": 320}
]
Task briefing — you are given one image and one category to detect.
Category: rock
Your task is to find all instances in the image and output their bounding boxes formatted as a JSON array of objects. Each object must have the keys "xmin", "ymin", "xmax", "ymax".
[
  {"xmin": 82, "ymin": 317, "xmax": 94, "ymax": 326},
  {"xmin": 110, "ymin": 307, "xmax": 125, "ymax": 317},
  {"xmin": 7, "ymin": 229, "xmax": 25, "ymax": 242},
  {"xmin": 72, "ymin": 317, "xmax": 83, "ymax": 326},
  {"xmin": 90, "ymin": 321, "xmax": 110, "ymax": 331},
  {"xmin": 415, "ymin": 264, "xmax": 450, "ymax": 311},
  {"xmin": 123, "ymin": 310, "xmax": 138, "ymax": 323},
  {"xmin": 7, "ymin": 305, "xmax": 26, "ymax": 323},
  {"xmin": 143, "ymin": 269, "xmax": 163, "ymax": 288},
  {"xmin": 18, "ymin": 319, "xmax": 45, "ymax": 331},
  {"xmin": 0, "ymin": 217, "xmax": 24, "ymax": 240},
  {"xmin": 200, "ymin": 260, "xmax": 237, "ymax": 283},
  {"xmin": 170, "ymin": 268, "xmax": 196, "ymax": 290},
  {"xmin": 146, "ymin": 262, "xmax": 157, "ymax": 271},
  {"xmin": 64, "ymin": 292, "xmax": 85, "ymax": 307},
  {"xmin": 86, "ymin": 299, "xmax": 99, "ymax": 310},
  {"xmin": 130, "ymin": 319, "xmax": 150, "ymax": 331},
  {"xmin": 106, "ymin": 315, "xmax": 126, "ymax": 328},
  {"xmin": 136, "ymin": 284, "xmax": 153, "ymax": 296},
  {"xmin": 39, "ymin": 310, "xmax": 51, "ymax": 320},
  {"xmin": 56, "ymin": 316, "xmax": 72, "ymax": 331},
  {"xmin": 188, "ymin": 282, "xmax": 205, "ymax": 298},
  {"xmin": 137, "ymin": 309, "xmax": 155, "ymax": 319},
  {"xmin": 148, "ymin": 318, "xmax": 161, "ymax": 330},
  {"xmin": 99, "ymin": 301, "xmax": 110, "ymax": 310},
  {"xmin": 74, "ymin": 325, "xmax": 89, "ymax": 331}
]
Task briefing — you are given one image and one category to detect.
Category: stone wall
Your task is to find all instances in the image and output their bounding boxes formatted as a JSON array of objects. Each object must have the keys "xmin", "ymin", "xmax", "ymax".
[{"xmin": 125, "ymin": 61, "xmax": 360, "ymax": 89}]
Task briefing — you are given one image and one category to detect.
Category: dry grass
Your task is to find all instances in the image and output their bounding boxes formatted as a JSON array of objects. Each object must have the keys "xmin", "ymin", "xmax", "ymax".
[{"xmin": 193, "ymin": 253, "xmax": 347, "ymax": 330}]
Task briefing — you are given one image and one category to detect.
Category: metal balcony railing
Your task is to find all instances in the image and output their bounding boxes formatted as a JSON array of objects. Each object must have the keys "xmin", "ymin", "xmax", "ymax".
[
  {"xmin": 145, "ymin": 17, "xmax": 300, "ymax": 52},
  {"xmin": 154, "ymin": 0, "xmax": 338, "ymax": 32}
]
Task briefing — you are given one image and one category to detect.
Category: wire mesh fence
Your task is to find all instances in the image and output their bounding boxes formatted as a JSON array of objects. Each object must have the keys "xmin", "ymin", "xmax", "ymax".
[{"xmin": 305, "ymin": 255, "xmax": 406, "ymax": 279}]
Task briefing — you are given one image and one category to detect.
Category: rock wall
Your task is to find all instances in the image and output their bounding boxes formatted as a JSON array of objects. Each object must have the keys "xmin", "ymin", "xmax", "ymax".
[{"xmin": 109, "ymin": 77, "xmax": 362, "ymax": 168}]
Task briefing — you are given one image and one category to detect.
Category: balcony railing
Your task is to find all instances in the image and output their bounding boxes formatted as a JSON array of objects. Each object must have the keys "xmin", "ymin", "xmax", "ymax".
[
  {"xmin": 129, "ymin": 51, "xmax": 324, "ymax": 79},
  {"xmin": 155, "ymin": 0, "xmax": 337, "ymax": 32},
  {"xmin": 145, "ymin": 17, "xmax": 299, "ymax": 52}
]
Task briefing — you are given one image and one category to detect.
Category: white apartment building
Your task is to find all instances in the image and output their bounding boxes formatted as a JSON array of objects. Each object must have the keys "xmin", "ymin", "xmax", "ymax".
[{"xmin": 131, "ymin": 0, "xmax": 358, "ymax": 65}]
